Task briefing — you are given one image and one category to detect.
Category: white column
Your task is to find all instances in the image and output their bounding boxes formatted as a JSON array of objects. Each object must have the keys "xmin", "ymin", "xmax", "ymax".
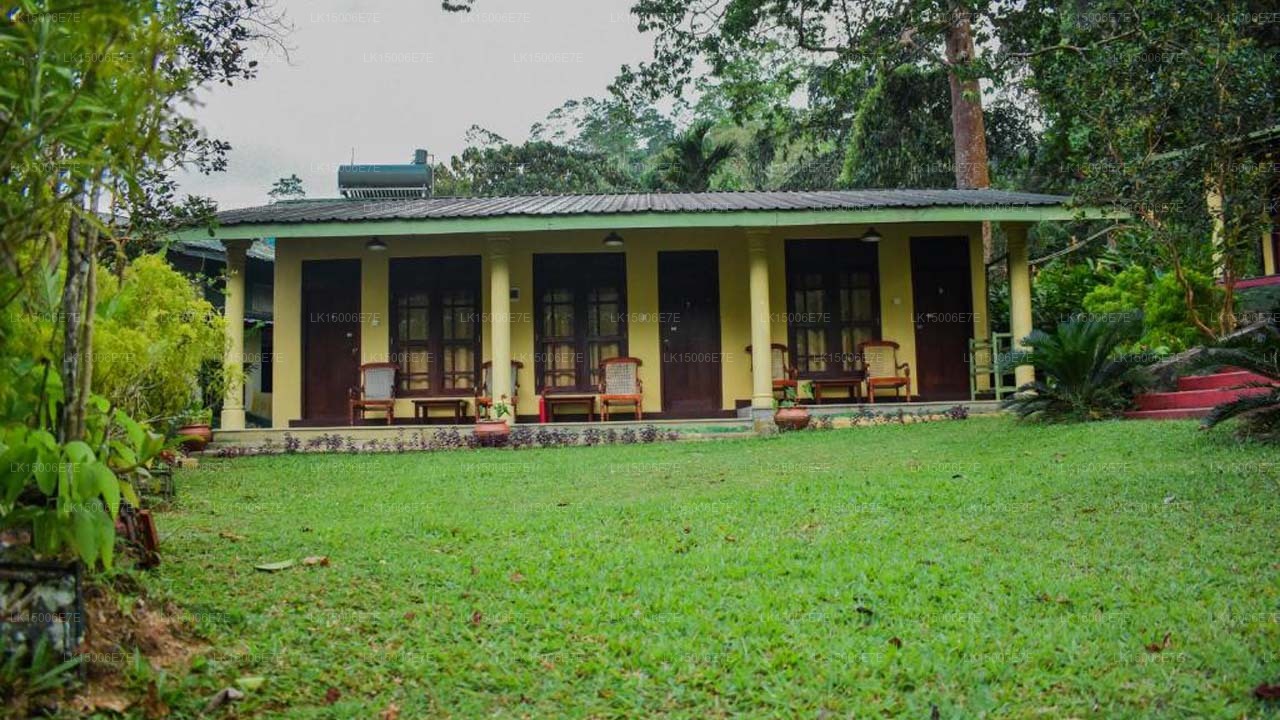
[
  {"xmin": 1006, "ymin": 225, "xmax": 1035, "ymax": 387},
  {"xmin": 747, "ymin": 229, "xmax": 775, "ymax": 428},
  {"xmin": 487, "ymin": 235, "xmax": 514, "ymax": 424},
  {"xmin": 220, "ymin": 239, "xmax": 251, "ymax": 430}
]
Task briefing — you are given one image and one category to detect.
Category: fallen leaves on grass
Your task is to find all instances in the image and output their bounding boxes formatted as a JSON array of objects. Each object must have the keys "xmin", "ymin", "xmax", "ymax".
[
  {"xmin": 380, "ymin": 703, "xmax": 401, "ymax": 720},
  {"xmin": 889, "ymin": 637, "xmax": 902, "ymax": 648},
  {"xmin": 218, "ymin": 531, "xmax": 245, "ymax": 542},
  {"xmin": 1145, "ymin": 633, "xmax": 1171, "ymax": 653},
  {"xmin": 203, "ymin": 687, "xmax": 244, "ymax": 713},
  {"xmin": 470, "ymin": 610, "xmax": 483, "ymax": 626},
  {"xmin": 509, "ymin": 571, "xmax": 525, "ymax": 583},
  {"xmin": 324, "ymin": 687, "xmax": 342, "ymax": 704},
  {"xmin": 254, "ymin": 560, "xmax": 294, "ymax": 572},
  {"xmin": 302, "ymin": 555, "xmax": 330, "ymax": 567},
  {"xmin": 1255, "ymin": 682, "xmax": 1280, "ymax": 700},
  {"xmin": 236, "ymin": 676, "xmax": 265, "ymax": 691}
]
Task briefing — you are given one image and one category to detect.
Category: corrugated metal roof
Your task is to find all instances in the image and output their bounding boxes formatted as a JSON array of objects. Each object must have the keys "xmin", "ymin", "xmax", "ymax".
[
  {"xmin": 213, "ymin": 189, "xmax": 1071, "ymax": 227},
  {"xmin": 174, "ymin": 237, "xmax": 275, "ymax": 262}
]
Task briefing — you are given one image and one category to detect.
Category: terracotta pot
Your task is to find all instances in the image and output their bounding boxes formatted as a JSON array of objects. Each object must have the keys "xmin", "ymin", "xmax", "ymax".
[
  {"xmin": 774, "ymin": 407, "xmax": 811, "ymax": 432},
  {"xmin": 177, "ymin": 423, "xmax": 212, "ymax": 452},
  {"xmin": 473, "ymin": 420, "xmax": 510, "ymax": 447}
]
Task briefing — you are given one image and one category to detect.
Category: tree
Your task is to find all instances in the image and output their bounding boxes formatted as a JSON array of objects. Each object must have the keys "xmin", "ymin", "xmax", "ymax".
[
  {"xmin": 651, "ymin": 120, "xmax": 739, "ymax": 191},
  {"xmin": 1009, "ymin": 0, "xmax": 1280, "ymax": 339},
  {"xmin": 433, "ymin": 130, "xmax": 632, "ymax": 196},
  {"xmin": 268, "ymin": 173, "xmax": 307, "ymax": 200},
  {"xmin": 606, "ymin": 0, "xmax": 998, "ymax": 192},
  {"xmin": 0, "ymin": 0, "xmax": 285, "ymax": 443}
]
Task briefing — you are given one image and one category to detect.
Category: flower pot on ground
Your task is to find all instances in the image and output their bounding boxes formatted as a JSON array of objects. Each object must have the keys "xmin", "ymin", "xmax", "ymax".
[
  {"xmin": 774, "ymin": 385, "xmax": 811, "ymax": 431},
  {"xmin": 176, "ymin": 407, "xmax": 214, "ymax": 451},
  {"xmin": 474, "ymin": 399, "xmax": 512, "ymax": 447},
  {"xmin": 177, "ymin": 423, "xmax": 212, "ymax": 451},
  {"xmin": 774, "ymin": 406, "xmax": 811, "ymax": 431}
]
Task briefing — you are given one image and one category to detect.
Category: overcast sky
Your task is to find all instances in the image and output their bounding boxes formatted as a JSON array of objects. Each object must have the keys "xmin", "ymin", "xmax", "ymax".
[{"xmin": 178, "ymin": 0, "xmax": 651, "ymax": 209}]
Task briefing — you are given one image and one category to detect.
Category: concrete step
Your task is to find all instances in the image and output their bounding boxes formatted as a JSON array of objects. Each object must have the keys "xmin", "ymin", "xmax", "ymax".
[
  {"xmin": 1136, "ymin": 385, "xmax": 1274, "ymax": 411},
  {"xmin": 1177, "ymin": 371, "xmax": 1272, "ymax": 391},
  {"xmin": 1123, "ymin": 407, "xmax": 1215, "ymax": 420}
]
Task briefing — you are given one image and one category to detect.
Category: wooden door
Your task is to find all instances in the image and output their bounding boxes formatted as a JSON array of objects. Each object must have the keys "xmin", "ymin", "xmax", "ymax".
[
  {"xmin": 658, "ymin": 251, "xmax": 722, "ymax": 416},
  {"xmin": 302, "ymin": 260, "xmax": 362, "ymax": 422},
  {"xmin": 910, "ymin": 237, "xmax": 974, "ymax": 400}
]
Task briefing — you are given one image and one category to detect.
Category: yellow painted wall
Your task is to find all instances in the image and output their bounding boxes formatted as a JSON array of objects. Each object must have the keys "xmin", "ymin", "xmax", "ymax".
[
  {"xmin": 270, "ymin": 222, "xmax": 986, "ymax": 427},
  {"xmin": 1263, "ymin": 224, "xmax": 1277, "ymax": 276}
]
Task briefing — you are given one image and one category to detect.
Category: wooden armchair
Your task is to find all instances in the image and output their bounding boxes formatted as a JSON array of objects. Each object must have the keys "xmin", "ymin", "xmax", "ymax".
[
  {"xmin": 475, "ymin": 360, "xmax": 523, "ymax": 421},
  {"xmin": 349, "ymin": 362, "xmax": 398, "ymax": 424},
  {"xmin": 599, "ymin": 357, "xmax": 643, "ymax": 421},
  {"xmin": 745, "ymin": 343, "xmax": 798, "ymax": 398},
  {"xmin": 858, "ymin": 340, "xmax": 911, "ymax": 403}
]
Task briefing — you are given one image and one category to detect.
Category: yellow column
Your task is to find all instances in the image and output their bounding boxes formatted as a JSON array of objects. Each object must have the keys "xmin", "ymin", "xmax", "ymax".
[
  {"xmin": 487, "ymin": 235, "xmax": 514, "ymax": 423},
  {"xmin": 747, "ymin": 229, "xmax": 775, "ymax": 430},
  {"xmin": 220, "ymin": 239, "xmax": 251, "ymax": 430},
  {"xmin": 1006, "ymin": 225, "xmax": 1035, "ymax": 387}
]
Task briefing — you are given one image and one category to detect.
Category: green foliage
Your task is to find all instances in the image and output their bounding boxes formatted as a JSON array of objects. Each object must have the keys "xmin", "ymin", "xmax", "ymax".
[
  {"xmin": 2, "ymin": 255, "xmax": 225, "ymax": 423},
  {"xmin": 94, "ymin": 255, "xmax": 225, "ymax": 422},
  {"xmin": 1003, "ymin": 317, "xmax": 1151, "ymax": 421},
  {"xmin": 268, "ymin": 174, "xmax": 306, "ymax": 201},
  {"xmin": 1083, "ymin": 265, "xmax": 1221, "ymax": 352},
  {"xmin": 651, "ymin": 120, "xmax": 739, "ymax": 191},
  {"xmin": 433, "ymin": 135, "xmax": 631, "ymax": 196},
  {"xmin": 1031, "ymin": 261, "xmax": 1107, "ymax": 331},
  {"xmin": 0, "ymin": 361, "xmax": 164, "ymax": 569}
]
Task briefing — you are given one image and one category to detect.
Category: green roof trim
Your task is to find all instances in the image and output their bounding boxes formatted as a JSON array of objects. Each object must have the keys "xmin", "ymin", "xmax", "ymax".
[{"xmin": 177, "ymin": 204, "xmax": 1124, "ymax": 242}]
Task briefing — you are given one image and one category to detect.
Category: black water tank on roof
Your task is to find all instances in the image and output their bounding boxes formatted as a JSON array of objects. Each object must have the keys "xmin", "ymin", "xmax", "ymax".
[{"xmin": 338, "ymin": 149, "xmax": 433, "ymax": 199}]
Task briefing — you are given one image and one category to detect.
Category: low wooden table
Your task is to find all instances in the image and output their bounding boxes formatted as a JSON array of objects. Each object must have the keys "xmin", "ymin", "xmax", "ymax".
[
  {"xmin": 412, "ymin": 397, "xmax": 470, "ymax": 423},
  {"xmin": 542, "ymin": 393, "xmax": 596, "ymax": 422},
  {"xmin": 810, "ymin": 375, "xmax": 865, "ymax": 404}
]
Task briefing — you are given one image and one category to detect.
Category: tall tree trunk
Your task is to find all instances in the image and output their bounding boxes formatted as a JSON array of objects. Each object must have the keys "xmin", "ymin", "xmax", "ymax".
[
  {"xmin": 58, "ymin": 188, "xmax": 89, "ymax": 442},
  {"xmin": 944, "ymin": 5, "xmax": 996, "ymax": 293},
  {"xmin": 77, "ymin": 178, "xmax": 104, "ymax": 418},
  {"xmin": 944, "ymin": 8, "xmax": 991, "ymax": 192}
]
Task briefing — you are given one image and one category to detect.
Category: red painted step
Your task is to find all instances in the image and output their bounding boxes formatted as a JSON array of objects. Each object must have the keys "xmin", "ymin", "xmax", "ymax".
[
  {"xmin": 1124, "ymin": 407, "xmax": 1216, "ymax": 420},
  {"xmin": 1136, "ymin": 386, "xmax": 1274, "ymax": 411},
  {"xmin": 1127, "ymin": 370, "xmax": 1277, "ymax": 421},
  {"xmin": 1177, "ymin": 371, "xmax": 1271, "ymax": 391}
]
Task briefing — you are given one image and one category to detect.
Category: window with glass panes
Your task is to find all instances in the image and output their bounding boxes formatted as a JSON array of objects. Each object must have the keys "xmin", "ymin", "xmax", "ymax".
[
  {"xmin": 785, "ymin": 240, "xmax": 879, "ymax": 377},
  {"xmin": 534, "ymin": 254, "xmax": 627, "ymax": 391},
  {"xmin": 389, "ymin": 256, "xmax": 481, "ymax": 395}
]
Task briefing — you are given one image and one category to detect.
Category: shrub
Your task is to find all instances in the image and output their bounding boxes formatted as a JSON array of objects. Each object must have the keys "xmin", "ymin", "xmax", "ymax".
[
  {"xmin": 1003, "ymin": 316, "xmax": 1151, "ymax": 422},
  {"xmin": 1082, "ymin": 264, "xmax": 1221, "ymax": 352},
  {"xmin": 0, "ymin": 256, "xmax": 224, "ymax": 424},
  {"xmin": 0, "ymin": 360, "xmax": 166, "ymax": 569}
]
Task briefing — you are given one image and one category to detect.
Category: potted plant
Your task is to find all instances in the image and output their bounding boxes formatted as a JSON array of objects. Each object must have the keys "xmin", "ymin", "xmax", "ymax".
[
  {"xmin": 774, "ymin": 383, "xmax": 811, "ymax": 431},
  {"xmin": 176, "ymin": 405, "xmax": 214, "ymax": 451},
  {"xmin": 474, "ymin": 396, "xmax": 512, "ymax": 447}
]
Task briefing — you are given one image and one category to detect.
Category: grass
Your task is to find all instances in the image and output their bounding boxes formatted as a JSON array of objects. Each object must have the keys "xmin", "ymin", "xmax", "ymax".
[{"xmin": 138, "ymin": 417, "xmax": 1280, "ymax": 718}]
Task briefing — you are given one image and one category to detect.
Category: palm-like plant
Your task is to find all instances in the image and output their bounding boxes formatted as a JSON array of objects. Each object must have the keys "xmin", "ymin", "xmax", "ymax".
[
  {"xmin": 653, "ymin": 120, "xmax": 738, "ymax": 191},
  {"xmin": 1003, "ymin": 316, "xmax": 1151, "ymax": 421},
  {"xmin": 1192, "ymin": 327, "xmax": 1280, "ymax": 438}
]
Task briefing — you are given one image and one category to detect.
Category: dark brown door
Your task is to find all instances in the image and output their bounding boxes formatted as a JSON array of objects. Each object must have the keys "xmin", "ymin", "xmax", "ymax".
[
  {"xmin": 659, "ymin": 251, "xmax": 722, "ymax": 416},
  {"xmin": 302, "ymin": 259, "xmax": 361, "ymax": 422},
  {"xmin": 910, "ymin": 237, "xmax": 973, "ymax": 400}
]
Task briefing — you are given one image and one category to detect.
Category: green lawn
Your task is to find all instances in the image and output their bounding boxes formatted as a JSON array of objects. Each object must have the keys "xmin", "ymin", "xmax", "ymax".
[{"xmin": 141, "ymin": 417, "xmax": 1280, "ymax": 718}]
